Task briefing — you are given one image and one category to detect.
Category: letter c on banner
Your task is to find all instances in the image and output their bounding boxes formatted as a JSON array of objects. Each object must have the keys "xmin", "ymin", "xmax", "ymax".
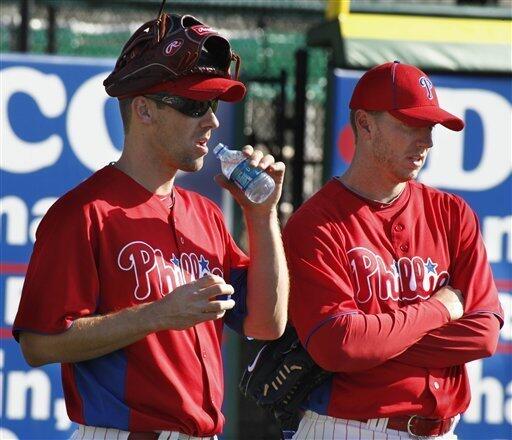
[
  {"xmin": 0, "ymin": 67, "xmax": 66, "ymax": 173},
  {"xmin": 67, "ymin": 72, "xmax": 121, "ymax": 171}
]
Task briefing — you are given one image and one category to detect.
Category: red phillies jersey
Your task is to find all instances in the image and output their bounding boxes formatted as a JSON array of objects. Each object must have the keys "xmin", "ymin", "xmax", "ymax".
[
  {"xmin": 283, "ymin": 179, "xmax": 503, "ymax": 420},
  {"xmin": 13, "ymin": 165, "xmax": 249, "ymax": 436}
]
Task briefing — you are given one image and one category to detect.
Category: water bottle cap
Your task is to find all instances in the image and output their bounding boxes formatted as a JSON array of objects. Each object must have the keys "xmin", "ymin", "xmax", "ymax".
[{"xmin": 213, "ymin": 143, "xmax": 227, "ymax": 157}]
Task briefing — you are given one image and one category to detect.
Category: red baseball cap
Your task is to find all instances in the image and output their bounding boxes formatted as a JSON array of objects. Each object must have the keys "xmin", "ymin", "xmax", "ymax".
[
  {"xmin": 136, "ymin": 73, "xmax": 246, "ymax": 102},
  {"xmin": 105, "ymin": 13, "xmax": 246, "ymax": 103},
  {"xmin": 349, "ymin": 61, "xmax": 464, "ymax": 131}
]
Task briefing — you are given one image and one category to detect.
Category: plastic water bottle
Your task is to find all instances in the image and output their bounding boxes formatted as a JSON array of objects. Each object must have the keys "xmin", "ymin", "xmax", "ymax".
[{"xmin": 213, "ymin": 143, "xmax": 275, "ymax": 203}]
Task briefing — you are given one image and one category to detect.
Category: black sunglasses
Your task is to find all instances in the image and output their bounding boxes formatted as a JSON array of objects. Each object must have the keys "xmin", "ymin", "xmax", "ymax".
[{"xmin": 145, "ymin": 94, "xmax": 219, "ymax": 118}]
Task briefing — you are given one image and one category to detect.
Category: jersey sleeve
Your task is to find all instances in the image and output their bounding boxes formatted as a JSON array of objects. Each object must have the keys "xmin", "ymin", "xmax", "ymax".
[
  {"xmin": 448, "ymin": 196, "xmax": 503, "ymax": 323},
  {"xmin": 284, "ymin": 206, "xmax": 360, "ymax": 333},
  {"xmin": 12, "ymin": 201, "xmax": 100, "ymax": 341},
  {"xmin": 284, "ymin": 206, "xmax": 451, "ymax": 372},
  {"xmin": 392, "ymin": 197, "xmax": 503, "ymax": 368},
  {"xmin": 393, "ymin": 313, "xmax": 501, "ymax": 368},
  {"xmin": 207, "ymin": 202, "xmax": 249, "ymax": 335}
]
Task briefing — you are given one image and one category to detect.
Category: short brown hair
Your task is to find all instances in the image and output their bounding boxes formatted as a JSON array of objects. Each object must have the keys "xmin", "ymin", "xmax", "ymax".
[
  {"xmin": 349, "ymin": 109, "xmax": 357, "ymax": 141},
  {"xmin": 119, "ymin": 98, "xmax": 133, "ymax": 134}
]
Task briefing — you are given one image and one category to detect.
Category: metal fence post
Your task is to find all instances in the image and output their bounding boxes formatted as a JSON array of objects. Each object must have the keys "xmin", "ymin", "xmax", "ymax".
[
  {"xmin": 47, "ymin": 4, "xmax": 57, "ymax": 54},
  {"xmin": 18, "ymin": 0, "xmax": 31, "ymax": 52},
  {"xmin": 293, "ymin": 48, "xmax": 308, "ymax": 210}
]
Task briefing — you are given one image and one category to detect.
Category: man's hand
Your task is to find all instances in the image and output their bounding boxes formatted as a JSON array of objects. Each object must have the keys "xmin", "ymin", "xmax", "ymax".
[
  {"xmin": 431, "ymin": 285, "xmax": 465, "ymax": 321},
  {"xmin": 150, "ymin": 274, "xmax": 235, "ymax": 331},
  {"xmin": 214, "ymin": 145, "xmax": 285, "ymax": 214},
  {"xmin": 18, "ymin": 274, "xmax": 235, "ymax": 366},
  {"xmin": 215, "ymin": 145, "xmax": 288, "ymax": 339}
]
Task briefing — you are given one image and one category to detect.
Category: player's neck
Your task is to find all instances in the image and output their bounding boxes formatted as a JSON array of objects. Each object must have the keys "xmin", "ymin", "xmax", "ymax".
[
  {"xmin": 116, "ymin": 137, "xmax": 177, "ymax": 196},
  {"xmin": 339, "ymin": 169, "xmax": 406, "ymax": 204}
]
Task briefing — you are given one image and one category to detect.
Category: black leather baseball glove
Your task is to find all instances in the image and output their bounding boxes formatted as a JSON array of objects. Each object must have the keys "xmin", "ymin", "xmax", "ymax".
[{"xmin": 239, "ymin": 326, "xmax": 332, "ymax": 431}]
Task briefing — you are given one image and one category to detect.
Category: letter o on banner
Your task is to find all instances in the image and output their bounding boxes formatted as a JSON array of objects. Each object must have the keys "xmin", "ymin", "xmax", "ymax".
[{"xmin": 67, "ymin": 72, "xmax": 121, "ymax": 172}]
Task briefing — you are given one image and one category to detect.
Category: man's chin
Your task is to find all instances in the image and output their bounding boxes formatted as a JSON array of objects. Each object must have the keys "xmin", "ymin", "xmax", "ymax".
[
  {"xmin": 181, "ymin": 159, "xmax": 204, "ymax": 173},
  {"xmin": 396, "ymin": 171, "xmax": 418, "ymax": 183},
  {"xmin": 403, "ymin": 166, "xmax": 423, "ymax": 181},
  {"xmin": 404, "ymin": 173, "xmax": 418, "ymax": 182}
]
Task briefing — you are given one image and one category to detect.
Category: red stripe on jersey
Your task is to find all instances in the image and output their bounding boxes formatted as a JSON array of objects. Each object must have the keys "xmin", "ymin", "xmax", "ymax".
[
  {"xmin": 0, "ymin": 328, "xmax": 13, "ymax": 339},
  {"xmin": 495, "ymin": 279, "xmax": 512, "ymax": 291},
  {"xmin": 0, "ymin": 262, "xmax": 28, "ymax": 274},
  {"xmin": 496, "ymin": 342, "xmax": 512, "ymax": 354}
]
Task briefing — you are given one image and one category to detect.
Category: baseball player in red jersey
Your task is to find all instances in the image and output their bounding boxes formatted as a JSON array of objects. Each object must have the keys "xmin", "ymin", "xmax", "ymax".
[
  {"xmin": 13, "ymin": 11, "xmax": 288, "ymax": 440},
  {"xmin": 283, "ymin": 61, "xmax": 503, "ymax": 439}
]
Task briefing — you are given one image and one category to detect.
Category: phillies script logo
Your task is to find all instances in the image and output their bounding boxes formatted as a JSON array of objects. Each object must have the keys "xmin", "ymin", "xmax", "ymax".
[
  {"xmin": 117, "ymin": 241, "xmax": 222, "ymax": 300},
  {"xmin": 419, "ymin": 76, "xmax": 434, "ymax": 100},
  {"xmin": 190, "ymin": 25, "xmax": 213, "ymax": 36},
  {"xmin": 164, "ymin": 39, "xmax": 183, "ymax": 56},
  {"xmin": 348, "ymin": 247, "xmax": 449, "ymax": 303}
]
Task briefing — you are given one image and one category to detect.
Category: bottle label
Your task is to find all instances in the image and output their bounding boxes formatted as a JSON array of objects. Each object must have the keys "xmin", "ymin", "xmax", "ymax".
[{"xmin": 230, "ymin": 160, "xmax": 263, "ymax": 191}]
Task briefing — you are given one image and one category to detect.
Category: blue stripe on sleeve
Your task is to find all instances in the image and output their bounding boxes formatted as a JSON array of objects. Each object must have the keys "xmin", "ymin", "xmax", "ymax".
[
  {"xmin": 305, "ymin": 311, "xmax": 359, "ymax": 348},
  {"xmin": 224, "ymin": 267, "xmax": 248, "ymax": 335},
  {"xmin": 73, "ymin": 350, "xmax": 130, "ymax": 429}
]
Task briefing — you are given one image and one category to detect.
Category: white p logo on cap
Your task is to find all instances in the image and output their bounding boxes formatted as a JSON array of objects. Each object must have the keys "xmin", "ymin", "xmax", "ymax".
[{"xmin": 419, "ymin": 76, "xmax": 434, "ymax": 100}]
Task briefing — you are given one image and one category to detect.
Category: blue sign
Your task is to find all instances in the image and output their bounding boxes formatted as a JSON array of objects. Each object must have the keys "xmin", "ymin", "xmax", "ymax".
[
  {"xmin": 0, "ymin": 53, "xmax": 237, "ymax": 440},
  {"xmin": 331, "ymin": 68, "xmax": 512, "ymax": 440}
]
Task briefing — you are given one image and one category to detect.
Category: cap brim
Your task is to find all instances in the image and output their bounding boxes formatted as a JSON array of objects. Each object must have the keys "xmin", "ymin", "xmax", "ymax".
[
  {"xmin": 142, "ymin": 74, "xmax": 246, "ymax": 102},
  {"xmin": 389, "ymin": 107, "xmax": 464, "ymax": 131}
]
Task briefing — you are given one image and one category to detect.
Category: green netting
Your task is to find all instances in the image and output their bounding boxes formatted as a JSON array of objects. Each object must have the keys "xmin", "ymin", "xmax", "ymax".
[
  {"xmin": 1, "ymin": 28, "xmax": 327, "ymax": 101},
  {"xmin": 0, "ymin": 27, "xmax": 11, "ymax": 52}
]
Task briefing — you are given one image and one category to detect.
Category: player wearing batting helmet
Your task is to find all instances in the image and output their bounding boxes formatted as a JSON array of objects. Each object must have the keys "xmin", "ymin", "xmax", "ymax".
[
  {"xmin": 13, "ymin": 3, "xmax": 288, "ymax": 439},
  {"xmin": 283, "ymin": 61, "xmax": 503, "ymax": 439}
]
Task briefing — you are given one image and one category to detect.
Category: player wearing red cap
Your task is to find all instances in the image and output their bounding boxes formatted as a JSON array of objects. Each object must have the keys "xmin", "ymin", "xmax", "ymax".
[
  {"xmin": 284, "ymin": 61, "xmax": 502, "ymax": 439},
  {"xmin": 13, "ymin": 9, "xmax": 288, "ymax": 440}
]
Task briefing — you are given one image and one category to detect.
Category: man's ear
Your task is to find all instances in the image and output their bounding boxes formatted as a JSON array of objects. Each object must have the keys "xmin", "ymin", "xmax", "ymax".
[
  {"xmin": 355, "ymin": 110, "xmax": 371, "ymax": 137},
  {"xmin": 355, "ymin": 110, "xmax": 378, "ymax": 141},
  {"xmin": 132, "ymin": 96, "xmax": 153, "ymax": 125}
]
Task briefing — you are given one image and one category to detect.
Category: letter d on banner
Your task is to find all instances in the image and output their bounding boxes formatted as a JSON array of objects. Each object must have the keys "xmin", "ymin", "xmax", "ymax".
[{"xmin": 420, "ymin": 88, "xmax": 512, "ymax": 191}]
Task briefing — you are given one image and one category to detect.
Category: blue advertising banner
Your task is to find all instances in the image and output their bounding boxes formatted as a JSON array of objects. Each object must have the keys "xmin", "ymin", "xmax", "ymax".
[
  {"xmin": 331, "ymin": 68, "xmax": 512, "ymax": 440},
  {"xmin": 0, "ymin": 53, "xmax": 236, "ymax": 440}
]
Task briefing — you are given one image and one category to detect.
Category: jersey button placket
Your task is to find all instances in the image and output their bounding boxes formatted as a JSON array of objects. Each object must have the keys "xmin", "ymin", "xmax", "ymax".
[
  {"xmin": 391, "ymin": 220, "xmax": 409, "ymax": 255},
  {"xmin": 394, "ymin": 223, "xmax": 404, "ymax": 232}
]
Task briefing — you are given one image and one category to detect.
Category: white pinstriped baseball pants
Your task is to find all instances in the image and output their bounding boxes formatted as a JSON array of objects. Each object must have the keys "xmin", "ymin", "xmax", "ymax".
[
  {"xmin": 292, "ymin": 411, "xmax": 460, "ymax": 440},
  {"xmin": 69, "ymin": 424, "xmax": 217, "ymax": 440}
]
